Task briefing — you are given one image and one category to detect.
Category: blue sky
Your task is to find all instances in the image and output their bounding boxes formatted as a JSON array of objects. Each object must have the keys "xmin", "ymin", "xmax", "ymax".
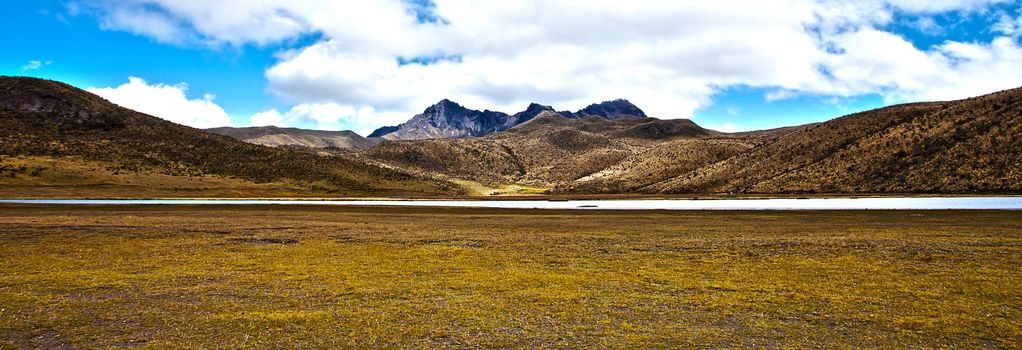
[{"xmin": 3, "ymin": 1, "xmax": 1021, "ymax": 134}]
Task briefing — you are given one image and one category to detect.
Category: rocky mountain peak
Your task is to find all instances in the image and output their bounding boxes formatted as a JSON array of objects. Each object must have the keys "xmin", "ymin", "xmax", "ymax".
[
  {"xmin": 427, "ymin": 98, "xmax": 463, "ymax": 111},
  {"xmin": 420, "ymin": 99, "xmax": 471, "ymax": 119}
]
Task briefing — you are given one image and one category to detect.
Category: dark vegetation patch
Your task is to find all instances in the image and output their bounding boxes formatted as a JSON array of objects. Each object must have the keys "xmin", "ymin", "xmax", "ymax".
[{"xmin": 223, "ymin": 237, "xmax": 299, "ymax": 245}]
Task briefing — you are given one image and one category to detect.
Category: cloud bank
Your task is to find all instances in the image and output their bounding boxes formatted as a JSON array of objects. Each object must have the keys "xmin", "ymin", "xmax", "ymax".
[
  {"xmin": 87, "ymin": 77, "xmax": 232, "ymax": 128},
  {"xmin": 75, "ymin": 0, "xmax": 1022, "ymax": 130}
]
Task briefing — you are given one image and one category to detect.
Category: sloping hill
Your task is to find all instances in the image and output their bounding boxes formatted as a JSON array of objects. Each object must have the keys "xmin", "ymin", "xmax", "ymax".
[
  {"xmin": 509, "ymin": 112, "xmax": 714, "ymax": 143},
  {"xmin": 0, "ymin": 77, "xmax": 460, "ymax": 197},
  {"xmin": 207, "ymin": 126, "xmax": 378, "ymax": 150},
  {"xmin": 364, "ymin": 111, "xmax": 718, "ymax": 187},
  {"xmin": 646, "ymin": 88, "xmax": 1022, "ymax": 194},
  {"xmin": 360, "ymin": 138, "xmax": 524, "ymax": 185},
  {"xmin": 561, "ymin": 138, "xmax": 755, "ymax": 193}
]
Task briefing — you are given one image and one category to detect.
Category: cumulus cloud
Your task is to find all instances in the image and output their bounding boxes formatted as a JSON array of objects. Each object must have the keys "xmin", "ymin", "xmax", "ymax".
[
  {"xmin": 88, "ymin": 77, "xmax": 232, "ymax": 128},
  {"xmin": 75, "ymin": 0, "xmax": 1022, "ymax": 129}
]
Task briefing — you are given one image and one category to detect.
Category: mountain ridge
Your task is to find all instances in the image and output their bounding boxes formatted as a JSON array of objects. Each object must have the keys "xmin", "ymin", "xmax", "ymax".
[{"xmin": 370, "ymin": 98, "xmax": 648, "ymax": 140}]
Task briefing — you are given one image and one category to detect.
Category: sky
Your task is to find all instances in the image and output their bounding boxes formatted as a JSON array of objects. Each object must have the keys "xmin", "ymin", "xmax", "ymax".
[{"xmin": 2, "ymin": 0, "xmax": 1022, "ymax": 135}]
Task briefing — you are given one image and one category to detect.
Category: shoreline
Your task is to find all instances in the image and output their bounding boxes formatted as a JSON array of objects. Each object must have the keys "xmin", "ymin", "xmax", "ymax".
[
  {"xmin": 2, "ymin": 196, "xmax": 1021, "ymax": 211},
  {"xmin": 1, "ymin": 193, "xmax": 1021, "ymax": 201}
]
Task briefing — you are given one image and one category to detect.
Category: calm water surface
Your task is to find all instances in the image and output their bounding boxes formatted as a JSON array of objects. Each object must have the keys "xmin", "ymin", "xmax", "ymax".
[{"xmin": 1, "ymin": 197, "xmax": 1020, "ymax": 210}]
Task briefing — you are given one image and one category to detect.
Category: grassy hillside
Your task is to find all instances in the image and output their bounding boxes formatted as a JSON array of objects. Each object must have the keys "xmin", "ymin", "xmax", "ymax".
[
  {"xmin": 0, "ymin": 77, "xmax": 460, "ymax": 197},
  {"xmin": 562, "ymin": 138, "xmax": 755, "ymax": 193},
  {"xmin": 648, "ymin": 88, "xmax": 1022, "ymax": 194},
  {"xmin": 364, "ymin": 112, "xmax": 719, "ymax": 187}
]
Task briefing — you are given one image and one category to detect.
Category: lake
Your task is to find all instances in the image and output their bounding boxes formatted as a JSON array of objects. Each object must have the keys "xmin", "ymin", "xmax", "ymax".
[{"xmin": 1, "ymin": 197, "xmax": 1021, "ymax": 210}]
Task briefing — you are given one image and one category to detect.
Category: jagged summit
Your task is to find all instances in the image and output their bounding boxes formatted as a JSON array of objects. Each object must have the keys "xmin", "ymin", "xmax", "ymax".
[
  {"xmin": 374, "ymin": 99, "xmax": 512, "ymax": 140},
  {"xmin": 424, "ymin": 99, "xmax": 467, "ymax": 114}
]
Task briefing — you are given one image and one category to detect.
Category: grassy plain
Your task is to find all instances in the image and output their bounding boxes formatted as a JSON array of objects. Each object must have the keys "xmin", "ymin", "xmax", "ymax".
[{"xmin": 0, "ymin": 205, "xmax": 1020, "ymax": 348}]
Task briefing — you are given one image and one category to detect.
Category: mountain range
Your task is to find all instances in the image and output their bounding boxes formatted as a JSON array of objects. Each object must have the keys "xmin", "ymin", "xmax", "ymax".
[
  {"xmin": 210, "ymin": 99, "xmax": 648, "ymax": 147},
  {"xmin": 368, "ymin": 98, "xmax": 647, "ymax": 140},
  {"xmin": 2, "ymin": 76, "xmax": 1020, "ymax": 197}
]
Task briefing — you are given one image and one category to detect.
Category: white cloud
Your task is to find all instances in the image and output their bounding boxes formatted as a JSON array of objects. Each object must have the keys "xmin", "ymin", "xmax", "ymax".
[
  {"xmin": 76, "ymin": 0, "xmax": 1022, "ymax": 130},
  {"xmin": 249, "ymin": 103, "xmax": 408, "ymax": 136},
  {"xmin": 96, "ymin": 5, "xmax": 193, "ymax": 45},
  {"xmin": 994, "ymin": 12, "xmax": 1022, "ymax": 37},
  {"xmin": 21, "ymin": 60, "xmax": 51, "ymax": 71},
  {"xmin": 250, "ymin": 109, "xmax": 285, "ymax": 127},
  {"xmin": 790, "ymin": 29, "xmax": 1022, "ymax": 102},
  {"xmin": 87, "ymin": 77, "xmax": 232, "ymax": 128},
  {"xmin": 705, "ymin": 122, "xmax": 743, "ymax": 133}
]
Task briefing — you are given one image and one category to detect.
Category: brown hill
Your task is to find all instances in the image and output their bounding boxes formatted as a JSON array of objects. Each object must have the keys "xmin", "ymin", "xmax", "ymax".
[
  {"xmin": 562, "ymin": 138, "xmax": 755, "ymax": 193},
  {"xmin": 510, "ymin": 112, "xmax": 715, "ymax": 143},
  {"xmin": 645, "ymin": 88, "xmax": 1022, "ymax": 194},
  {"xmin": 363, "ymin": 111, "xmax": 720, "ymax": 187},
  {"xmin": 0, "ymin": 76, "xmax": 460, "ymax": 198},
  {"xmin": 206, "ymin": 126, "xmax": 379, "ymax": 150}
]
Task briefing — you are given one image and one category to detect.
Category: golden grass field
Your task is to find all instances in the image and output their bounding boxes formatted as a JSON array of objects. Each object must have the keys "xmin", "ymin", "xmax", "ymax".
[{"xmin": 1, "ymin": 205, "xmax": 1020, "ymax": 348}]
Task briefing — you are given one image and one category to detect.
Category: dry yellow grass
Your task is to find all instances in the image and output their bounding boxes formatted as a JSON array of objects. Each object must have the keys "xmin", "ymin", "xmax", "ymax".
[
  {"xmin": 0, "ymin": 156, "xmax": 375, "ymax": 199},
  {"xmin": 0, "ymin": 205, "xmax": 1020, "ymax": 348},
  {"xmin": 450, "ymin": 179, "xmax": 550, "ymax": 196}
]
